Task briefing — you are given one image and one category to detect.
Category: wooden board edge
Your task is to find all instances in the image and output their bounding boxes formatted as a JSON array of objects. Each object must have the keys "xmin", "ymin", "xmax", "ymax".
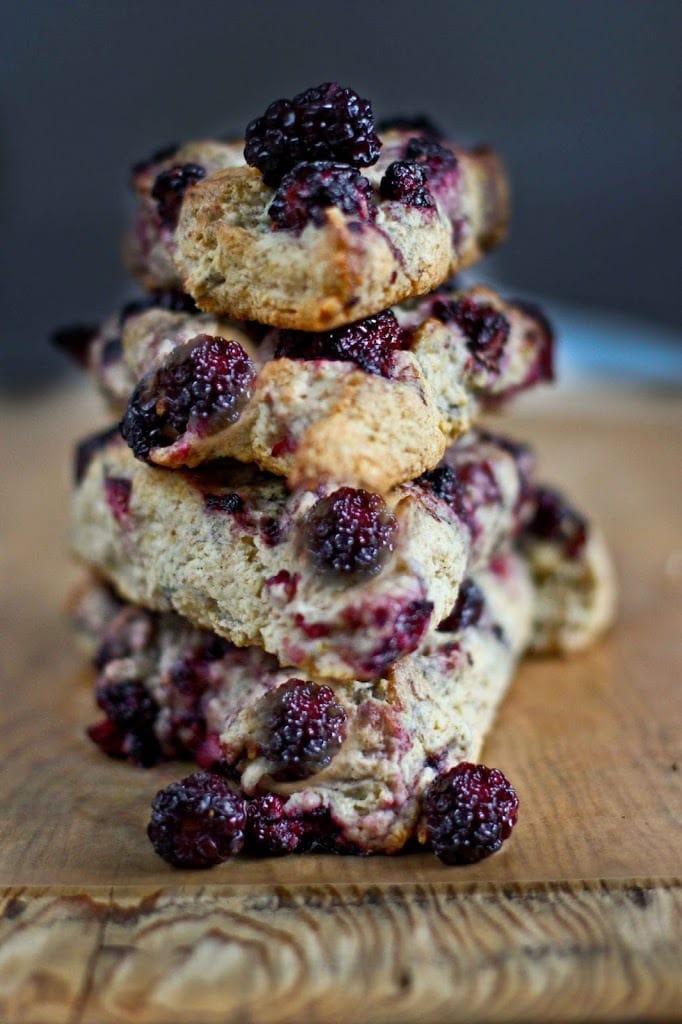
[{"xmin": 1, "ymin": 878, "xmax": 680, "ymax": 1024}]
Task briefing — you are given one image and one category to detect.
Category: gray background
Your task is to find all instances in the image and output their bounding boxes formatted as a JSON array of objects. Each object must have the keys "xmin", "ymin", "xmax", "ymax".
[{"xmin": 2, "ymin": 0, "xmax": 681, "ymax": 392}]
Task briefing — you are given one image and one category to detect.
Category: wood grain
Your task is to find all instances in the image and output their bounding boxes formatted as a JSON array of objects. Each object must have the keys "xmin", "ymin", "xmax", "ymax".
[{"xmin": 1, "ymin": 381, "xmax": 681, "ymax": 1023}]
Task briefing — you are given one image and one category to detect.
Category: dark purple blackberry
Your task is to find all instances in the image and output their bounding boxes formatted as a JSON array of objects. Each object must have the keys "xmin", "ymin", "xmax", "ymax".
[
  {"xmin": 88, "ymin": 681, "xmax": 162, "ymax": 768},
  {"xmin": 303, "ymin": 487, "xmax": 398, "ymax": 578},
  {"xmin": 376, "ymin": 115, "xmax": 443, "ymax": 138},
  {"xmin": 417, "ymin": 459, "xmax": 500, "ymax": 534},
  {"xmin": 262, "ymin": 679, "xmax": 347, "ymax": 781},
  {"xmin": 51, "ymin": 324, "xmax": 98, "ymax": 367},
  {"xmin": 525, "ymin": 486, "xmax": 588, "ymax": 559},
  {"xmin": 244, "ymin": 82, "xmax": 381, "ymax": 187},
  {"xmin": 432, "ymin": 296, "xmax": 510, "ymax": 374},
  {"xmin": 437, "ymin": 579, "xmax": 485, "ymax": 633},
  {"xmin": 379, "ymin": 161, "xmax": 434, "ymax": 208},
  {"xmin": 147, "ymin": 772, "xmax": 247, "ymax": 868},
  {"xmin": 269, "ymin": 162, "xmax": 375, "ymax": 233},
  {"xmin": 120, "ymin": 334, "xmax": 256, "ymax": 460},
  {"xmin": 74, "ymin": 425, "xmax": 121, "ymax": 484},
  {"xmin": 246, "ymin": 794, "xmax": 306, "ymax": 856},
  {"xmin": 423, "ymin": 762, "xmax": 519, "ymax": 864},
  {"xmin": 274, "ymin": 309, "xmax": 410, "ymax": 377},
  {"xmin": 151, "ymin": 162, "xmax": 206, "ymax": 230},
  {"xmin": 403, "ymin": 135, "xmax": 458, "ymax": 186},
  {"xmin": 131, "ymin": 142, "xmax": 179, "ymax": 178}
]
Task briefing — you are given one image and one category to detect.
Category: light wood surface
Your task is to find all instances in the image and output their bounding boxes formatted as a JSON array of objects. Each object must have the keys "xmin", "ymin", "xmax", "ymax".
[{"xmin": 1, "ymin": 381, "xmax": 681, "ymax": 1023}]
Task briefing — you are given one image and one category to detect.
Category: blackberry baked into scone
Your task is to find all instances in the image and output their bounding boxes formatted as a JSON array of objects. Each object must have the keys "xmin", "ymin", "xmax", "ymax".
[
  {"xmin": 70, "ymin": 429, "xmax": 534, "ymax": 681},
  {"xmin": 75, "ymin": 553, "xmax": 532, "ymax": 858},
  {"xmin": 126, "ymin": 84, "xmax": 509, "ymax": 329},
  {"xmin": 60, "ymin": 284, "xmax": 552, "ymax": 492},
  {"xmin": 74, "ymin": 489, "xmax": 614, "ymax": 862}
]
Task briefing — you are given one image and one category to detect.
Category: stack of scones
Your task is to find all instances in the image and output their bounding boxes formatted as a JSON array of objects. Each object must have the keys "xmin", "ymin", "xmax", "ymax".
[{"xmin": 57, "ymin": 83, "xmax": 615, "ymax": 868}]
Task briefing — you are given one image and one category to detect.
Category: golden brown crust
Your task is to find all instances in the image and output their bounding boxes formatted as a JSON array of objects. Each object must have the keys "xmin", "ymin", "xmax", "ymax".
[
  {"xmin": 124, "ymin": 133, "xmax": 510, "ymax": 330},
  {"xmin": 89, "ymin": 286, "xmax": 552, "ymax": 493}
]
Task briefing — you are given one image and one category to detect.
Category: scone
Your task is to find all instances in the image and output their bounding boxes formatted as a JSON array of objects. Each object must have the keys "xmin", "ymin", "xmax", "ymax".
[
  {"xmin": 76, "ymin": 500, "xmax": 614, "ymax": 856},
  {"xmin": 125, "ymin": 83, "xmax": 509, "ymax": 328},
  {"xmin": 70, "ymin": 429, "xmax": 533, "ymax": 680},
  {"xmin": 77, "ymin": 550, "xmax": 533, "ymax": 853},
  {"xmin": 61, "ymin": 285, "xmax": 552, "ymax": 492}
]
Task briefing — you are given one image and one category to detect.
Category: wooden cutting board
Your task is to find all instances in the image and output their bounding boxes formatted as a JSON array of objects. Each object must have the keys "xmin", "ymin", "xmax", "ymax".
[{"xmin": 1, "ymin": 381, "xmax": 680, "ymax": 1024}]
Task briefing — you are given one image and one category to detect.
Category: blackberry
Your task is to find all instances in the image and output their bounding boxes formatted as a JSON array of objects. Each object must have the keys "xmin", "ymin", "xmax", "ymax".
[
  {"xmin": 151, "ymin": 162, "xmax": 206, "ymax": 230},
  {"xmin": 437, "ymin": 579, "xmax": 485, "ymax": 633},
  {"xmin": 359, "ymin": 598, "xmax": 434, "ymax": 677},
  {"xmin": 274, "ymin": 309, "xmax": 410, "ymax": 377},
  {"xmin": 246, "ymin": 794, "xmax": 306, "ymax": 856},
  {"xmin": 244, "ymin": 82, "xmax": 381, "ymax": 187},
  {"xmin": 432, "ymin": 296, "xmax": 510, "ymax": 374},
  {"xmin": 120, "ymin": 334, "xmax": 256, "ymax": 460},
  {"xmin": 525, "ymin": 486, "xmax": 588, "ymax": 559},
  {"xmin": 148, "ymin": 772, "xmax": 247, "ymax": 868},
  {"xmin": 424, "ymin": 762, "xmax": 519, "ymax": 864},
  {"xmin": 269, "ymin": 162, "xmax": 375, "ymax": 233},
  {"xmin": 379, "ymin": 161, "xmax": 434, "ymax": 208},
  {"xmin": 303, "ymin": 487, "xmax": 397, "ymax": 578},
  {"xmin": 418, "ymin": 460, "xmax": 500, "ymax": 534},
  {"xmin": 88, "ymin": 681, "xmax": 162, "ymax": 768},
  {"xmin": 403, "ymin": 135, "xmax": 458, "ymax": 186},
  {"xmin": 262, "ymin": 679, "xmax": 347, "ymax": 780},
  {"xmin": 103, "ymin": 477, "xmax": 132, "ymax": 525}
]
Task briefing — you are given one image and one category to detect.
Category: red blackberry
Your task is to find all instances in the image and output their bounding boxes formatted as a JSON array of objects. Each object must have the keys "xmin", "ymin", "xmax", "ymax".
[
  {"xmin": 358, "ymin": 597, "xmax": 434, "ymax": 676},
  {"xmin": 437, "ymin": 579, "xmax": 485, "ymax": 632},
  {"xmin": 379, "ymin": 161, "xmax": 434, "ymax": 208},
  {"xmin": 120, "ymin": 334, "xmax": 256, "ymax": 460},
  {"xmin": 269, "ymin": 162, "xmax": 375, "ymax": 233},
  {"xmin": 148, "ymin": 772, "xmax": 247, "ymax": 868},
  {"xmin": 262, "ymin": 679, "xmax": 347, "ymax": 781},
  {"xmin": 525, "ymin": 486, "xmax": 588, "ymax": 559},
  {"xmin": 274, "ymin": 309, "xmax": 410, "ymax": 377},
  {"xmin": 424, "ymin": 762, "xmax": 519, "ymax": 864},
  {"xmin": 432, "ymin": 296, "xmax": 510, "ymax": 374},
  {"xmin": 104, "ymin": 477, "xmax": 132, "ymax": 525},
  {"xmin": 88, "ymin": 681, "xmax": 162, "ymax": 768},
  {"xmin": 403, "ymin": 135, "xmax": 458, "ymax": 186},
  {"xmin": 303, "ymin": 487, "xmax": 398, "ymax": 578},
  {"xmin": 244, "ymin": 82, "xmax": 381, "ymax": 187},
  {"xmin": 246, "ymin": 794, "xmax": 306, "ymax": 855},
  {"xmin": 151, "ymin": 162, "xmax": 206, "ymax": 230}
]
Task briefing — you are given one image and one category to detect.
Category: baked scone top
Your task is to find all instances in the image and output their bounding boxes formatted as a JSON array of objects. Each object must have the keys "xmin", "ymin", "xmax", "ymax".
[{"xmin": 125, "ymin": 83, "xmax": 509, "ymax": 329}]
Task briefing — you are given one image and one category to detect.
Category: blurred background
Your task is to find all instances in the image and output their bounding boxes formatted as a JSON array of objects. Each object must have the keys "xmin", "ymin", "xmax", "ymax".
[{"xmin": 2, "ymin": 0, "xmax": 681, "ymax": 393}]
